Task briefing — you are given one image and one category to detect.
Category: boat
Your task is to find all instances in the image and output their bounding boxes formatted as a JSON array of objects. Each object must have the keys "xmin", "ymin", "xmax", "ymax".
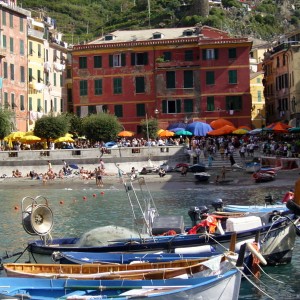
[
  {"xmin": 189, "ymin": 163, "xmax": 206, "ymax": 173},
  {"xmin": 194, "ymin": 172, "xmax": 211, "ymax": 182},
  {"xmin": 20, "ymin": 187, "xmax": 299, "ymax": 266},
  {"xmin": 245, "ymin": 161, "xmax": 261, "ymax": 173},
  {"xmin": 3, "ymin": 254, "xmax": 233, "ymax": 280},
  {"xmin": 252, "ymin": 169, "xmax": 276, "ymax": 183},
  {"xmin": 0, "ymin": 269, "xmax": 242, "ymax": 300}
]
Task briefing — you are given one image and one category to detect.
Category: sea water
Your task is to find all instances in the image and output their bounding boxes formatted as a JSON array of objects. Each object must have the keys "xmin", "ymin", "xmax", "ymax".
[{"xmin": 0, "ymin": 182, "xmax": 299, "ymax": 299}]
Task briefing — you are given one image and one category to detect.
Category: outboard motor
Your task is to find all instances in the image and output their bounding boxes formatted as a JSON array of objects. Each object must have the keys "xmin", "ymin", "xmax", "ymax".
[
  {"xmin": 188, "ymin": 206, "xmax": 209, "ymax": 227},
  {"xmin": 265, "ymin": 193, "xmax": 274, "ymax": 205},
  {"xmin": 212, "ymin": 198, "xmax": 224, "ymax": 212}
]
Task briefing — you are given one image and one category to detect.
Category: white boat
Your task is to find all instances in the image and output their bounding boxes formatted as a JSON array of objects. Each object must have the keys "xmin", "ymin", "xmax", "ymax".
[{"xmin": 194, "ymin": 172, "xmax": 211, "ymax": 182}]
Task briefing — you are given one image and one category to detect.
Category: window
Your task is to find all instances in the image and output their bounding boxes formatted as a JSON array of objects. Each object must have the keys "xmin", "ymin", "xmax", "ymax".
[
  {"xmin": 20, "ymin": 66, "xmax": 25, "ymax": 82},
  {"xmin": 228, "ymin": 70, "xmax": 237, "ymax": 84},
  {"xmin": 206, "ymin": 71, "xmax": 215, "ymax": 85},
  {"xmin": 10, "ymin": 64, "xmax": 14, "ymax": 80},
  {"xmin": 37, "ymin": 98, "xmax": 42, "ymax": 112},
  {"xmin": 28, "ymin": 68, "xmax": 33, "ymax": 82},
  {"xmin": 88, "ymin": 105, "xmax": 97, "ymax": 114},
  {"xmin": 29, "ymin": 97, "xmax": 32, "ymax": 110},
  {"xmin": 44, "ymin": 100, "xmax": 47, "ymax": 113},
  {"xmin": 113, "ymin": 78, "xmax": 122, "ymax": 94},
  {"xmin": 20, "ymin": 17, "xmax": 24, "ymax": 32},
  {"xmin": 109, "ymin": 54, "xmax": 126, "ymax": 67},
  {"xmin": 94, "ymin": 56, "xmax": 102, "ymax": 68},
  {"xmin": 29, "ymin": 41, "xmax": 33, "ymax": 55},
  {"xmin": 9, "ymin": 13, "xmax": 13, "ymax": 28},
  {"xmin": 131, "ymin": 52, "xmax": 148, "ymax": 65},
  {"xmin": 54, "ymin": 98, "xmax": 57, "ymax": 112},
  {"xmin": 9, "ymin": 37, "xmax": 13, "ymax": 53},
  {"xmin": 3, "ymin": 62, "xmax": 7, "ymax": 79},
  {"xmin": 11, "ymin": 94, "xmax": 15, "ymax": 109},
  {"xmin": 20, "ymin": 40, "xmax": 24, "ymax": 55},
  {"xmin": 79, "ymin": 56, "xmax": 87, "ymax": 69},
  {"xmin": 163, "ymin": 51, "xmax": 171, "ymax": 61},
  {"xmin": 60, "ymin": 74, "xmax": 63, "ymax": 87},
  {"xmin": 2, "ymin": 35, "xmax": 6, "ymax": 49},
  {"xmin": 256, "ymin": 78, "xmax": 261, "ymax": 83},
  {"xmin": 162, "ymin": 99, "xmax": 181, "ymax": 114},
  {"xmin": 184, "ymin": 99, "xmax": 193, "ymax": 113},
  {"xmin": 114, "ymin": 105, "xmax": 123, "ymax": 117},
  {"xmin": 94, "ymin": 79, "xmax": 103, "ymax": 95},
  {"xmin": 135, "ymin": 77, "xmax": 145, "ymax": 93},
  {"xmin": 184, "ymin": 70, "xmax": 193, "ymax": 88},
  {"xmin": 136, "ymin": 103, "xmax": 145, "ymax": 117},
  {"xmin": 257, "ymin": 90, "xmax": 262, "ymax": 102},
  {"xmin": 80, "ymin": 80, "xmax": 88, "ymax": 96},
  {"xmin": 207, "ymin": 96, "xmax": 215, "ymax": 111},
  {"xmin": 228, "ymin": 48, "xmax": 236, "ymax": 59},
  {"xmin": 153, "ymin": 32, "xmax": 162, "ymax": 39},
  {"xmin": 53, "ymin": 73, "xmax": 56, "ymax": 86},
  {"xmin": 38, "ymin": 44, "xmax": 41, "ymax": 57},
  {"xmin": 2, "ymin": 11, "xmax": 6, "ymax": 26},
  {"xmin": 4, "ymin": 92, "xmax": 8, "ymax": 108},
  {"xmin": 184, "ymin": 50, "xmax": 193, "ymax": 61},
  {"xmin": 20, "ymin": 95, "xmax": 25, "ymax": 111},
  {"xmin": 202, "ymin": 49, "xmax": 218, "ymax": 60},
  {"xmin": 226, "ymin": 96, "xmax": 242, "ymax": 110},
  {"xmin": 166, "ymin": 71, "xmax": 175, "ymax": 89}
]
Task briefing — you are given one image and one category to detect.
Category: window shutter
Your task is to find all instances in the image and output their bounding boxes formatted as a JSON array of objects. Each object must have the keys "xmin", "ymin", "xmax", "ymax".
[
  {"xmin": 109, "ymin": 55, "xmax": 113, "ymax": 67},
  {"xmin": 121, "ymin": 53, "xmax": 126, "ymax": 66},
  {"xmin": 176, "ymin": 99, "xmax": 181, "ymax": 113},
  {"xmin": 202, "ymin": 50, "xmax": 206, "ymax": 60},
  {"xmin": 215, "ymin": 49, "xmax": 219, "ymax": 59},
  {"xmin": 162, "ymin": 100, "xmax": 167, "ymax": 113},
  {"xmin": 131, "ymin": 53, "xmax": 136, "ymax": 65},
  {"xmin": 143, "ymin": 53, "xmax": 148, "ymax": 65}
]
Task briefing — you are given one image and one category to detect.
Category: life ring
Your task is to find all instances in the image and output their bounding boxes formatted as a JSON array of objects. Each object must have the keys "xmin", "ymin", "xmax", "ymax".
[
  {"xmin": 246, "ymin": 242, "xmax": 267, "ymax": 266},
  {"xmin": 286, "ymin": 199, "xmax": 300, "ymax": 215}
]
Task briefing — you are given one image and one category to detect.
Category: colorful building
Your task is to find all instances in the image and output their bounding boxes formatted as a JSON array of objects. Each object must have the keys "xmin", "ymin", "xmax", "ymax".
[
  {"xmin": 72, "ymin": 26, "xmax": 252, "ymax": 133},
  {"xmin": 0, "ymin": 1, "xmax": 30, "ymax": 131}
]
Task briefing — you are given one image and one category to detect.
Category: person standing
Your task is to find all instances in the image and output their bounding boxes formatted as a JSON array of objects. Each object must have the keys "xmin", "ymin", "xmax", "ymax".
[
  {"xmin": 96, "ymin": 167, "xmax": 103, "ymax": 187},
  {"xmin": 99, "ymin": 159, "xmax": 105, "ymax": 171}
]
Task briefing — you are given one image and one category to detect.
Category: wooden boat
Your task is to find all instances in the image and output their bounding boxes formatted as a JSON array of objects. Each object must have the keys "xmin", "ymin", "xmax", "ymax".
[
  {"xmin": 0, "ymin": 269, "xmax": 242, "ymax": 300},
  {"xmin": 20, "ymin": 177, "xmax": 299, "ymax": 266},
  {"xmin": 245, "ymin": 161, "xmax": 261, "ymax": 173},
  {"xmin": 252, "ymin": 170, "xmax": 276, "ymax": 183},
  {"xmin": 194, "ymin": 172, "xmax": 211, "ymax": 182},
  {"xmin": 3, "ymin": 254, "xmax": 232, "ymax": 280}
]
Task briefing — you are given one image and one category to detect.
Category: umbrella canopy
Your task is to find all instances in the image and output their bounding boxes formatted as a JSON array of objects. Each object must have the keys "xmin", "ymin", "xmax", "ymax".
[
  {"xmin": 54, "ymin": 136, "xmax": 75, "ymax": 143},
  {"xmin": 237, "ymin": 125, "xmax": 252, "ymax": 131},
  {"xmin": 118, "ymin": 130, "xmax": 135, "ymax": 137},
  {"xmin": 24, "ymin": 131, "xmax": 34, "ymax": 136},
  {"xmin": 169, "ymin": 127, "xmax": 185, "ymax": 132},
  {"xmin": 5, "ymin": 131, "xmax": 25, "ymax": 141},
  {"xmin": 207, "ymin": 125, "xmax": 236, "ymax": 136},
  {"xmin": 210, "ymin": 118, "xmax": 234, "ymax": 129},
  {"xmin": 174, "ymin": 129, "xmax": 193, "ymax": 136},
  {"xmin": 248, "ymin": 128, "xmax": 262, "ymax": 135},
  {"xmin": 167, "ymin": 123, "xmax": 188, "ymax": 130},
  {"xmin": 288, "ymin": 127, "xmax": 300, "ymax": 133},
  {"xmin": 186, "ymin": 122, "xmax": 212, "ymax": 136},
  {"xmin": 20, "ymin": 135, "xmax": 41, "ymax": 143},
  {"xmin": 265, "ymin": 122, "xmax": 291, "ymax": 133},
  {"xmin": 158, "ymin": 130, "xmax": 175, "ymax": 137},
  {"xmin": 232, "ymin": 128, "xmax": 249, "ymax": 135}
]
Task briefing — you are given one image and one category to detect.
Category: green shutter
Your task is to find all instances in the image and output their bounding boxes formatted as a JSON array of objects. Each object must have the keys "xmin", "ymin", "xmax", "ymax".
[
  {"xmin": 215, "ymin": 49, "xmax": 218, "ymax": 59},
  {"xmin": 202, "ymin": 50, "xmax": 206, "ymax": 60},
  {"xmin": 162, "ymin": 100, "xmax": 167, "ymax": 113},
  {"xmin": 131, "ymin": 53, "xmax": 136, "ymax": 65},
  {"xmin": 176, "ymin": 99, "xmax": 181, "ymax": 113},
  {"xmin": 143, "ymin": 53, "xmax": 148, "ymax": 65},
  {"xmin": 121, "ymin": 53, "xmax": 126, "ymax": 66},
  {"xmin": 109, "ymin": 55, "xmax": 113, "ymax": 67}
]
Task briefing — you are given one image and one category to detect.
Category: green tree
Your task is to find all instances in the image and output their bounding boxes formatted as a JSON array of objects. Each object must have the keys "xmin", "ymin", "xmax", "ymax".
[
  {"xmin": 0, "ymin": 109, "xmax": 13, "ymax": 139},
  {"xmin": 140, "ymin": 118, "xmax": 158, "ymax": 140},
  {"xmin": 62, "ymin": 113, "xmax": 84, "ymax": 137},
  {"xmin": 82, "ymin": 113, "xmax": 121, "ymax": 142},
  {"xmin": 34, "ymin": 115, "xmax": 70, "ymax": 141}
]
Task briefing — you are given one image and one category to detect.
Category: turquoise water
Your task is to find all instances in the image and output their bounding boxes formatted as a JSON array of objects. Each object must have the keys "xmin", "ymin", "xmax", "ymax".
[{"xmin": 0, "ymin": 182, "xmax": 299, "ymax": 299}]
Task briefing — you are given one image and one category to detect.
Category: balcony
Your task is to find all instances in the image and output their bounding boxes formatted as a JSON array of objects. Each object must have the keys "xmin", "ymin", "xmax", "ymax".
[
  {"xmin": 0, "ymin": 47, "xmax": 6, "ymax": 58},
  {"xmin": 28, "ymin": 28, "xmax": 44, "ymax": 40}
]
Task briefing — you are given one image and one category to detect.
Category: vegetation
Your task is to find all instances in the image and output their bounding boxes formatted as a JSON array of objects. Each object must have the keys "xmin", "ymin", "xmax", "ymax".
[
  {"xmin": 22, "ymin": 0, "xmax": 300, "ymax": 43},
  {"xmin": 140, "ymin": 118, "xmax": 158, "ymax": 140},
  {"xmin": 81, "ymin": 113, "xmax": 122, "ymax": 142},
  {"xmin": 34, "ymin": 115, "xmax": 70, "ymax": 141},
  {"xmin": 0, "ymin": 109, "xmax": 13, "ymax": 139}
]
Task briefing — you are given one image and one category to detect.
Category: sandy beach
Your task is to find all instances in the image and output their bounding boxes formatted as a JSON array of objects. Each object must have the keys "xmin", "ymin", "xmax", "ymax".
[{"xmin": 0, "ymin": 167, "xmax": 298, "ymax": 191}]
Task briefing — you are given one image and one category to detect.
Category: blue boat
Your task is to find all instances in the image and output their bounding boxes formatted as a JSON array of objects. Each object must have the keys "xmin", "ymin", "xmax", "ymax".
[{"xmin": 0, "ymin": 269, "xmax": 242, "ymax": 300}]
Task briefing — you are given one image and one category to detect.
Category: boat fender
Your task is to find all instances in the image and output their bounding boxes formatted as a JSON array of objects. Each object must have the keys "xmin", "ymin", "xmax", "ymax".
[
  {"xmin": 246, "ymin": 242, "xmax": 267, "ymax": 266},
  {"xmin": 188, "ymin": 216, "xmax": 217, "ymax": 234},
  {"xmin": 286, "ymin": 199, "xmax": 300, "ymax": 216}
]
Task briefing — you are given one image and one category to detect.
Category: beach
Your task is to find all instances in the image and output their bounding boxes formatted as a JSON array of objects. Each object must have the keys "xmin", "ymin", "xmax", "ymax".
[{"xmin": 0, "ymin": 167, "xmax": 298, "ymax": 191}]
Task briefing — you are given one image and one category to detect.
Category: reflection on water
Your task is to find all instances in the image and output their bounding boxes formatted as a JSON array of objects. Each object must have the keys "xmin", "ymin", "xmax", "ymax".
[{"xmin": 0, "ymin": 183, "xmax": 298, "ymax": 299}]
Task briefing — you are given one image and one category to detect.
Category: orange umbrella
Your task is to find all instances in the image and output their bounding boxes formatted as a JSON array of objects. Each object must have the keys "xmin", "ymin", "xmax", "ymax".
[
  {"xmin": 207, "ymin": 125, "xmax": 236, "ymax": 136},
  {"xmin": 158, "ymin": 130, "xmax": 175, "ymax": 137},
  {"xmin": 238, "ymin": 125, "xmax": 252, "ymax": 131},
  {"xmin": 118, "ymin": 131, "xmax": 135, "ymax": 137},
  {"xmin": 210, "ymin": 118, "xmax": 234, "ymax": 129},
  {"xmin": 266, "ymin": 122, "xmax": 291, "ymax": 133}
]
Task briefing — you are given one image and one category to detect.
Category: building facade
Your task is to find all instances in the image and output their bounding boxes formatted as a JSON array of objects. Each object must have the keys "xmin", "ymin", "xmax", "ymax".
[
  {"xmin": 0, "ymin": 1, "xmax": 30, "ymax": 131},
  {"xmin": 72, "ymin": 26, "xmax": 252, "ymax": 133}
]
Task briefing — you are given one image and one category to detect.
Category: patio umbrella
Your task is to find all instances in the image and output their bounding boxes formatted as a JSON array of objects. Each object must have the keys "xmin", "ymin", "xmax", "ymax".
[
  {"xmin": 118, "ymin": 130, "xmax": 135, "ymax": 137},
  {"xmin": 232, "ymin": 128, "xmax": 249, "ymax": 135},
  {"xmin": 174, "ymin": 129, "xmax": 193, "ymax": 136},
  {"xmin": 167, "ymin": 123, "xmax": 188, "ymax": 130},
  {"xmin": 207, "ymin": 125, "xmax": 236, "ymax": 136},
  {"xmin": 186, "ymin": 122, "xmax": 212, "ymax": 136},
  {"xmin": 6, "ymin": 131, "xmax": 25, "ymax": 141},
  {"xmin": 238, "ymin": 125, "xmax": 252, "ymax": 131},
  {"xmin": 288, "ymin": 127, "xmax": 300, "ymax": 133},
  {"xmin": 20, "ymin": 135, "xmax": 41, "ymax": 143},
  {"xmin": 54, "ymin": 136, "xmax": 75, "ymax": 143},
  {"xmin": 210, "ymin": 118, "xmax": 234, "ymax": 129},
  {"xmin": 265, "ymin": 122, "xmax": 291, "ymax": 133},
  {"xmin": 169, "ymin": 127, "xmax": 185, "ymax": 132},
  {"xmin": 248, "ymin": 128, "xmax": 262, "ymax": 135},
  {"xmin": 158, "ymin": 130, "xmax": 175, "ymax": 137}
]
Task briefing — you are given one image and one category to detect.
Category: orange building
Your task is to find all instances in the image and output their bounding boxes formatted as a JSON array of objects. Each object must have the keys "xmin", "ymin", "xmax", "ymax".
[{"xmin": 72, "ymin": 26, "xmax": 252, "ymax": 133}]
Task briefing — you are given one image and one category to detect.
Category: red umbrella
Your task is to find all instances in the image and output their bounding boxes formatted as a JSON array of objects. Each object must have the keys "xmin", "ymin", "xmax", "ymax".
[
  {"xmin": 210, "ymin": 118, "xmax": 234, "ymax": 129},
  {"xmin": 266, "ymin": 122, "xmax": 291, "ymax": 133},
  {"xmin": 207, "ymin": 125, "xmax": 236, "ymax": 136}
]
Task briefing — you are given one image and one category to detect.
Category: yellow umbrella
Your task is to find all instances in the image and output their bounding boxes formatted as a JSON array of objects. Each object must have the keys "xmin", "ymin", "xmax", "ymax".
[
  {"xmin": 232, "ymin": 128, "xmax": 249, "ymax": 135},
  {"xmin": 118, "ymin": 131, "xmax": 135, "ymax": 137},
  {"xmin": 54, "ymin": 136, "xmax": 75, "ymax": 143},
  {"xmin": 6, "ymin": 131, "xmax": 25, "ymax": 141},
  {"xmin": 24, "ymin": 131, "xmax": 34, "ymax": 136},
  {"xmin": 158, "ymin": 130, "xmax": 175, "ymax": 137},
  {"xmin": 20, "ymin": 135, "xmax": 41, "ymax": 143},
  {"xmin": 157, "ymin": 129, "xmax": 165, "ymax": 135}
]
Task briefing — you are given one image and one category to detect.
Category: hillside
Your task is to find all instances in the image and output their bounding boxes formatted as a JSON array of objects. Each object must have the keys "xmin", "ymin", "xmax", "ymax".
[{"xmin": 21, "ymin": 0, "xmax": 300, "ymax": 44}]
